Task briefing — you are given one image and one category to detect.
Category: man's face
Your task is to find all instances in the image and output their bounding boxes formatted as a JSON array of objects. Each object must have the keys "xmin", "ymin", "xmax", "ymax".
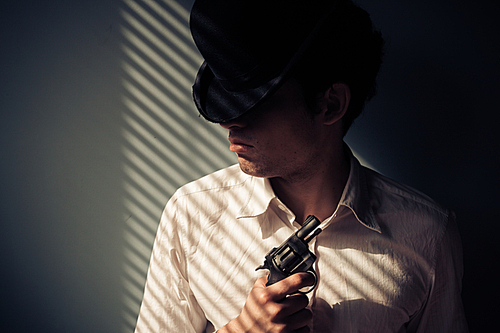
[{"xmin": 220, "ymin": 79, "xmax": 326, "ymax": 181}]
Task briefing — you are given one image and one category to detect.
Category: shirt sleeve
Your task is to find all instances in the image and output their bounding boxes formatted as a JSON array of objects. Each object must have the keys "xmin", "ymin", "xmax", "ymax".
[
  {"xmin": 134, "ymin": 195, "xmax": 209, "ymax": 333},
  {"xmin": 408, "ymin": 212, "xmax": 469, "ymax": 333}
]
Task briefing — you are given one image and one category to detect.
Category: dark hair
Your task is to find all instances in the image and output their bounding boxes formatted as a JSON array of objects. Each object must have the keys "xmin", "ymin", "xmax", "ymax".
[{"xmin": 293, "ymin": 1, "xmax": 384, "ymax": 135}]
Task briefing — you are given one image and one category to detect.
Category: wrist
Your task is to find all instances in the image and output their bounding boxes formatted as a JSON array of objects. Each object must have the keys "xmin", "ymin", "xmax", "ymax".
[{"xmin": 218, "ymin": 316, "xmax": 246, "ymax": 333}]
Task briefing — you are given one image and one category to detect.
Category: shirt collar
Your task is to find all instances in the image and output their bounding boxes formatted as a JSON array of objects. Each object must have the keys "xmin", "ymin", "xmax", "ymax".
[
  {"xmin": 237, "ymin": 174, "xmax": 276, "ymax": 219},
  {"xmin": 340, "ymin": 147, "xmax": 381, "ymax": 233},
  {"xmin": 236, "ymin": 145, "xmax": 382, "ymax": 233}
]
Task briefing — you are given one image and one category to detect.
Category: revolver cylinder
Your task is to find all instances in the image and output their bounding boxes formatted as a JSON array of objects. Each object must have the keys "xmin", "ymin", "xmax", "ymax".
[{"xmin": 256, "ymin": 215, "xmax": 322, "ymax": 291}]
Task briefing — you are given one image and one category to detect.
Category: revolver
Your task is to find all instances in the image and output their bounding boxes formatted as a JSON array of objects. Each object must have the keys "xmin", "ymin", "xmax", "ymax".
[{"xmin": 256, "ymin": 215, "xmax": 322, "ymax": 293}]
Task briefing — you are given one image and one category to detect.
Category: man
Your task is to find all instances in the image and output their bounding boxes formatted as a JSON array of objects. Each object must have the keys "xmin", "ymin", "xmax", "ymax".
[{"xmin": 135, "ymin": 0, "xmax": 468, "ymax": 332}]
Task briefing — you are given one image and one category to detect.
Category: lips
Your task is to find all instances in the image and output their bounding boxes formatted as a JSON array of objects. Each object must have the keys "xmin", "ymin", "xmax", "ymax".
[{"xmin": 228, "ymin": 136, "xmax": 253, "ymax": 154}]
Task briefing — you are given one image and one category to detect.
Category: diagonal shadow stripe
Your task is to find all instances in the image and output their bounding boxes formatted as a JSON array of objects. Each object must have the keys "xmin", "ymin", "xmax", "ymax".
[{"xmin": 119, "ymin": 1, "xmax": 238, "ymax": 331}]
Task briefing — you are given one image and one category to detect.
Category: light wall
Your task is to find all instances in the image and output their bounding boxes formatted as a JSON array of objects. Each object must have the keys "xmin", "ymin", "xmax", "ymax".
[{"xmin": 118, "ymin": 0, "xmax": 237, "ymax": 330}]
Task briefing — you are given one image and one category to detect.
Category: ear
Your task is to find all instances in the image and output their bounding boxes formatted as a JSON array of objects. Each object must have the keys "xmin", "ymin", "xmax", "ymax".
[{"xmin": 319, "ymin": 82, "xmax": 351, "ymax": 126}]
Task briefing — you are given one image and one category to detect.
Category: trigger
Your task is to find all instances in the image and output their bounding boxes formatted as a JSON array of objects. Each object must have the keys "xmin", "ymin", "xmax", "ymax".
[{"xmin": 298, "ymin": 269, "xmax": 318, "ymax": 294}]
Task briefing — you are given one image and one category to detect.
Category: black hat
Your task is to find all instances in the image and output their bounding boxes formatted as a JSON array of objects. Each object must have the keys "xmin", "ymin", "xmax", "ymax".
[{"xmin": 190, "ymin": 0, "xmax": 340, "ymax": 123}]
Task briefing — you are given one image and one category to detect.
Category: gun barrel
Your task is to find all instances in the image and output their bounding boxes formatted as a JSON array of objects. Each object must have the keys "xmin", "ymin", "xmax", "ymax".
[
  {"xmin": 303, "ymin": 228, "xmax": 322, "ymax": 243},
  {"xmin": 296, "ymin": 215, "xmax": 321, "ymax": 240}
]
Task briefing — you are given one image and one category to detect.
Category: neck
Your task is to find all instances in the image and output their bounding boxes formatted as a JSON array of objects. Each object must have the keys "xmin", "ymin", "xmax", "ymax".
[{"xmin": 270, "ymin": 144, "xmax": 350, "ymax": 224}]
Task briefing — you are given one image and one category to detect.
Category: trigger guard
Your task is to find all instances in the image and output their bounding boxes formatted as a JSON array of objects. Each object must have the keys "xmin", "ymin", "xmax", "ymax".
[{"xmin": 298, "ymin": 269, "xmax": 318, "ymax": 294}]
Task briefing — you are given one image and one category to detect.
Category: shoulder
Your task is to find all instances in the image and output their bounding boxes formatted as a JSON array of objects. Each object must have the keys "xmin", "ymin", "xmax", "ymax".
[
  {"xmin": 365, "ymin": 166, "xmax": 449, "ymax": 220},
  {"xmin": 360, "ymin": 167, "xmax": 461, "ymax": 275},
  {"xmin": 361, "ymin": 166, "xmax": 452, "ymax": 245},
  {"xmin": 160, "ymin": 164, "xmax": 251, "ymax": 234},
  {"xmin": 172, "ymin": 164, "xmax": 251, "ymax": 199}
]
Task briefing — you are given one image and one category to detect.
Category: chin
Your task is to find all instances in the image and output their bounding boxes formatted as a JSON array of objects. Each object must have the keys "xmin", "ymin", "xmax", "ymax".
[{"xmin": 237, "ymin": 158, "xmax": 272, "ymax": 178}]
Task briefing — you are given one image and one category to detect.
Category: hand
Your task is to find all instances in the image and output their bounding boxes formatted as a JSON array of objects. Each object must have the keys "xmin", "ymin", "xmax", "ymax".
[{"xmin": 220, "ymin": 273, "xmax": 314, "ymax": 333}]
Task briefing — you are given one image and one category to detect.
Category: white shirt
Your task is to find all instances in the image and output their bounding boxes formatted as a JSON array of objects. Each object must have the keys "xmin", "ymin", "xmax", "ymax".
[{"xmin": 135, "ymin": 151, "xmax": 468, "ymax": 332}]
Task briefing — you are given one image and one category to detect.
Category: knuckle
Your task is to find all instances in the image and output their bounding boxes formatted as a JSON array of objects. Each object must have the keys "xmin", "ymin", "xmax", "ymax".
[{"xmin": 255, "ymin": 290, "xmax": 272, "ymax": 305}]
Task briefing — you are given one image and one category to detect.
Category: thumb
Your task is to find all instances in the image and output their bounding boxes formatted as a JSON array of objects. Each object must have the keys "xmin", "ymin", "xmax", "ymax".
[{"xmin": 254, "ymin": 275, "xmax": 269, "ymax": 288}]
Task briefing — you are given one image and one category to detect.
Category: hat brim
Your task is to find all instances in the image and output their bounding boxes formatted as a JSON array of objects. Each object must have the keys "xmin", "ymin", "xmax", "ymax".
[{"xmin": 193, "ymin": 61, "xmax": 288, "ymax": 123}]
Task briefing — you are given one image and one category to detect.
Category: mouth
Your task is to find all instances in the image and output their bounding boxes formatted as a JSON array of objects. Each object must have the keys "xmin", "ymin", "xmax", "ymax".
[{"xmin": 228, "ymin": 136, "xmax": 254, "ymax": 154}]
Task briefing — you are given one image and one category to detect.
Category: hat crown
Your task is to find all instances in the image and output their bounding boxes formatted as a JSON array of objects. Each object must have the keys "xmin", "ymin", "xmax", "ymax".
[{"xmin": 190, "ymin": 0, "xmax": 332, "ymax": 92}]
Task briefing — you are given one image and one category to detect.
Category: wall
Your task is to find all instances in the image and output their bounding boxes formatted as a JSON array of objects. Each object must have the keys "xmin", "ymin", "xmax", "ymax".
[{"xmin": 1, "ymin": 0, "xmax": 498, "ymax": 332}]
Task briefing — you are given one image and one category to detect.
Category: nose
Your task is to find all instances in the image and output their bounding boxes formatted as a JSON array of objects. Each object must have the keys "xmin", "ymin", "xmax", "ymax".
[{"xmin": 219, "ymin": 114, "xmax": 248, "ymax": 129}]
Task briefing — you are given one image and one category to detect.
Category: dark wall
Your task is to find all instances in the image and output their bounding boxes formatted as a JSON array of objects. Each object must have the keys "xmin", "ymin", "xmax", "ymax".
[
  {"xmin": 347, "ymin": 1, "xmax": 500, "ymax": 331},
  {"xmin": 1, "ymin": 1, "xmax": 126, "ymax": 332}
]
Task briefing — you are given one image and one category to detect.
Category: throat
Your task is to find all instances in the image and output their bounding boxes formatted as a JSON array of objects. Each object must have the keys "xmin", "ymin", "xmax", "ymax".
[{"xmin": 269, "ymin": 163, "xmax": 349, "ymax": 224}]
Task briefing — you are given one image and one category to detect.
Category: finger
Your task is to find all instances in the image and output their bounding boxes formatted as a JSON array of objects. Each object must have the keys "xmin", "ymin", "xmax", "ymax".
[
  {"xmin": 293, "ymin": 325, "xmax": 311, "ymax": 333},
  {"xmin": 278, "ymin": 293, "xmax": 310, "ymax": 317},
  {"xmin": 286, "ymin": 308, "xmax": 313, "ymax": 330},
  {"xmin": 268, "ymin": 273, "xmax": 315, "ymax": 301}
]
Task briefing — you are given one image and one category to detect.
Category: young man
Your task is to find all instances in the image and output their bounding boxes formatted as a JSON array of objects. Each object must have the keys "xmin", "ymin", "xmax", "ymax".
[{"xmin": 135, "ymin": 0, "xmax": 468, "ymax": 332}]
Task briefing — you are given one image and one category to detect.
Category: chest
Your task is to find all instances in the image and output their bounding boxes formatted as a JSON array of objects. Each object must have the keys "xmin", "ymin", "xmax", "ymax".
[{"xmin": 186, "ymin": 216, "xmax": 431, "ymax": 332}]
